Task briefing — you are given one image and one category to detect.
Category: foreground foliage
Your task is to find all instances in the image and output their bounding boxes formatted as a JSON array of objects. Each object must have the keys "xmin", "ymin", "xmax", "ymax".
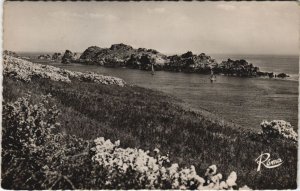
[
  {"xmin": 2, "ymin": 96, "xmax": 251, "ymax": 190},
  {"xmin": 3, "ymin": 76, "xmax": 298, "ymax": 190},
  {"xmin": 2, "ymin": 96, "xmax": 88, "ymax": 189}
]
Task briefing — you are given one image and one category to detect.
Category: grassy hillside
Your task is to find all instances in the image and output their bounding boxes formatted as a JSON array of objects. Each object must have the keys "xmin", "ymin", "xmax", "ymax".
[{"xmin": 3, "ymin": 72, "xmax": 297, "ymax": 189}]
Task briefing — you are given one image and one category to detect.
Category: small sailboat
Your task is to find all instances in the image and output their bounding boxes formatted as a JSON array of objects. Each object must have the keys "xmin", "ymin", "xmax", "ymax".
[
  {"xmin": 151, "ymin": 63, "xmax": 155, "ymax": 75},
  {"xmin": 210, "ymin": 69, "xmax": 216, "ymax": 83}
]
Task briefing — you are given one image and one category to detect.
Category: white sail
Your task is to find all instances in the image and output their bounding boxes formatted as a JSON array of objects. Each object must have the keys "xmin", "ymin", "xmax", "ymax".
[{"xmin": 151, "ymin": 64, "xmax": 155, "ymax": 75}]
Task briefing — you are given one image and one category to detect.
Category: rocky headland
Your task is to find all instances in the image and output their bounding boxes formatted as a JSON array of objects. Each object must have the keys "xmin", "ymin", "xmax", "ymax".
[{"xmin": 57, "ymin": 43, "xmax": 289, "ymax": 78}]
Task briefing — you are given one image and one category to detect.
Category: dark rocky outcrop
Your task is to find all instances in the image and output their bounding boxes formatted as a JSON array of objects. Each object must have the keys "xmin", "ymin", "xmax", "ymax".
[
  {"xmin": 125, "ymin": 53, "xmax": 166, "ymax": 71},
  {"xmin": 62, "ymin": 50, "xmax": 75, "ymax": 64},
  {"xmin": 80, "ymin": 46, "xmax": 103, "ymax": 60},
  {"xmin": 52, "ymin": 53, "xmax": 62, "ymax": 61},
  {"xmin": 214, "ymin": 59, "xmax": 259, "ymax": 77},
  {"xmin": 140, "ymin": 54, "xmax": 155, "ymax": 70},
  {"xmin": 165, "ymin": 51, "xmax": 217, "ymax": 73},
  {"xmin": 125, "ymin": 54, "xmax": 141, "ymax": 69},
  {"xmin": 277, "ymin": 73, "xmax": 289, "ymax": 78},
  {"xmin": 38, "ymin": 54, "xmax": 51, "ymax": 60}
]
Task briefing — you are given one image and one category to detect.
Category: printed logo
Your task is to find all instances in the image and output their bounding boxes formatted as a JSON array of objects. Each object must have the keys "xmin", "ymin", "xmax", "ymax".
[{"xmin": 255, "ymin": 153, "xmax": 283, "ymax": 172}]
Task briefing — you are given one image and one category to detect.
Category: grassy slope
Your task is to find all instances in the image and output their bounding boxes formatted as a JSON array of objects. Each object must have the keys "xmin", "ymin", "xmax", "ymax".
[{"xmin": 3, "ymin": 76, "xmax": 297, "ymax": 190}]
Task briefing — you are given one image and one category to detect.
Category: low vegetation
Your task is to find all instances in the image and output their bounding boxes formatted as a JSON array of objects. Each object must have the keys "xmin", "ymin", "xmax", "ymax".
[{"xmin": 2, "ymin": 57, "xmax": 297, "ymax": 189}]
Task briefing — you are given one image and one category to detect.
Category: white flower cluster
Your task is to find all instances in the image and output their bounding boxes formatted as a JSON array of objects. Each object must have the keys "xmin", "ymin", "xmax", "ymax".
[
  {"xmin": 3, "ymin": 55, "xmax": 71, "ymax": 83},
  {"xmin": 260, "ymin": 120, "xmax": 298, "ymax": 142},
  {"xmin": 66, "ymin": 70, "xmax": 126, "ymax": 86},
  {"xmin": 92, "ymin": 137, "xmax": 250, "ymax": 190},
  {"xmin": 3, "ymin": 55, "xmax": 126, "ymax": 86}
]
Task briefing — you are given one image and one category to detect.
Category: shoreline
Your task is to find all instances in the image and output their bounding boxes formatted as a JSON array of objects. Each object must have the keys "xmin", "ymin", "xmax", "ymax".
[{"xmin": 11, "ymin": 43, "xmax": 293, "ymax": 79}]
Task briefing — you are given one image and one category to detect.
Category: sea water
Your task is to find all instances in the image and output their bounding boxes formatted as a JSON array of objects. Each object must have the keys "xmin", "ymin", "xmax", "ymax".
[{"xmin": 18, "ymin": 53, "xmax": 299, "ymax": 131}]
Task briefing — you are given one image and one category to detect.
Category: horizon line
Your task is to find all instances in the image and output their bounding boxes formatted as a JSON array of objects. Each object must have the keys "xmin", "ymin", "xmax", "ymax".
[{"xmin": 13, "ymin": 50, "xmax": 299, "ymax": 57}]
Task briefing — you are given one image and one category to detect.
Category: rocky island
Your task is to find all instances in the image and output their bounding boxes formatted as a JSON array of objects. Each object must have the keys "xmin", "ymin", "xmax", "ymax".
[{"xmin": 56, "ymin": 43, "xmax": 289, "ymax": 78}]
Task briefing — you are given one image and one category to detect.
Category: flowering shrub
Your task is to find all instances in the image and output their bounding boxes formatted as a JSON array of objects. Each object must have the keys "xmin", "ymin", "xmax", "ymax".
[
  {"xmin": 2, "ymin": 95, "xmax": 91, "ymax": 189},
  {"xmin": 2, "ymin": 94, "xmax": 61, "ymax": 188},
  {"xmin": 3, "ymin": 55, "xmax": 126, "ymax": 86},
  {"xmin": 260, "ymin": 120, "xmax": 298, "ymax": 142},
  {"xmin": 2, "ymin": 94, "xmax": 59, "ymax": 153},
  {"xmin": 91, "ymin": 137, "xmax": 250, "ymax": 190}
]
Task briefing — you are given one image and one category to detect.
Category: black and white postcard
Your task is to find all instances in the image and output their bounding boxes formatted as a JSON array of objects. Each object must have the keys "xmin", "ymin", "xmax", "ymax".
[{"xmin": 2, "ymin": 1, "xmax": 299, "ymax": 190}]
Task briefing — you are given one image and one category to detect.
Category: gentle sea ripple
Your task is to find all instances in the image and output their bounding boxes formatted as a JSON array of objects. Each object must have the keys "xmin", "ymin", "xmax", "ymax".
[{"xmin": 44, "ymin": 62, "xmax": 298, "ymax": 131}]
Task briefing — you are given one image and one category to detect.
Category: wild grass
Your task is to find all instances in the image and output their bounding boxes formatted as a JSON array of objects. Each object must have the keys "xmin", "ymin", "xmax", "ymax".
[{"xmin": 3, "ymin": 76, "xmax": 297, "ymax": 189}]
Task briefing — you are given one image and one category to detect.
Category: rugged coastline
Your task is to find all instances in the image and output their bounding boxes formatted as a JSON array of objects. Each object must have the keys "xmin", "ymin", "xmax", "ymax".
[{"xmin": 22, "ymin": 43, "xmax": 289, "ymax": 79}]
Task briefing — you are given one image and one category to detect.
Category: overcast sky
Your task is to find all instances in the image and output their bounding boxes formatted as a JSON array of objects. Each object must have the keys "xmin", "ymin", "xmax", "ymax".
[{"xmin": 3, "ymin": 1, "xmax": 299, "ymax": 55}]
